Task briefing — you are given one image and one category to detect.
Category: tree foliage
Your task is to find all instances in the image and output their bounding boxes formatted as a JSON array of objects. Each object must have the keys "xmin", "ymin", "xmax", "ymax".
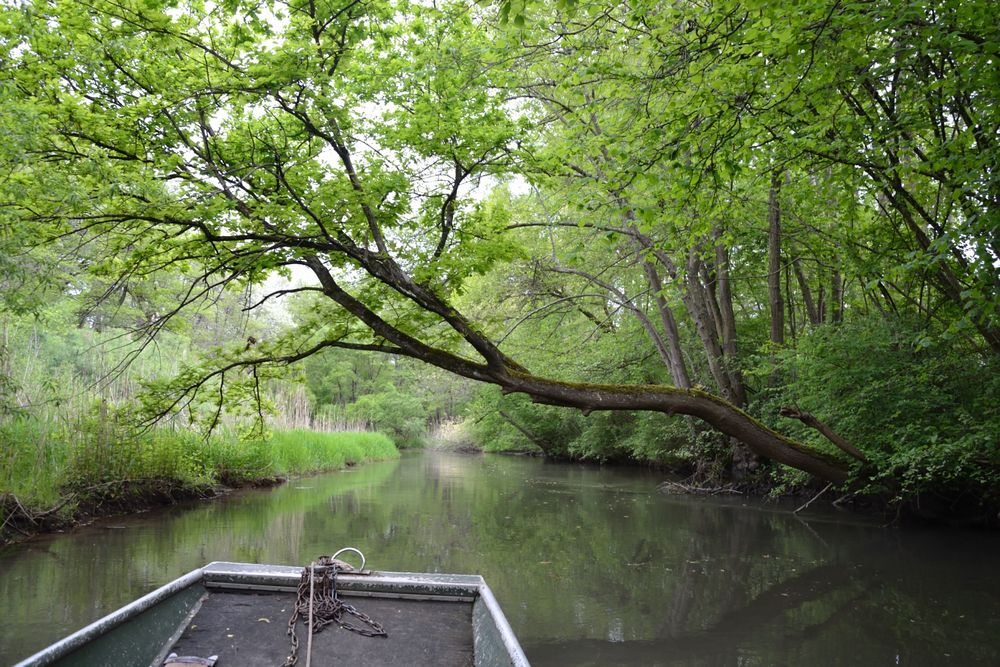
[{"xmin": 1, "ymin": 0, "xmax": 998, "ymax": 512}]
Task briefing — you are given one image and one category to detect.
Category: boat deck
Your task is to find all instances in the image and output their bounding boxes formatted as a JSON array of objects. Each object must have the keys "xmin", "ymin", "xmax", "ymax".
[
  {"xmin": 171, "ymin": 590, "xmax": 474, "ymax": 666},
  {"xmin": 13, "ymin": 562, "xmax": 528, "ymax": 667}
]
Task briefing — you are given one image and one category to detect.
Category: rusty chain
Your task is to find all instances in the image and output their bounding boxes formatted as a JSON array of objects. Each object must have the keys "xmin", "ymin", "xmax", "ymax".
[{"xmin": 282, "ymin": 555, "xmax": 387, "ymax": 666}]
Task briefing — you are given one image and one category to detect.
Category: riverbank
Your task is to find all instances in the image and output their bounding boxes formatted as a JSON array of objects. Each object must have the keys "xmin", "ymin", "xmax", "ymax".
[
  {"xmin": 431, "ymin": 420, "xmax": 999, "ymax": 527},
  {"xmin": 0, "ymin": 426, "xmax": 398, "ymax": 545}
]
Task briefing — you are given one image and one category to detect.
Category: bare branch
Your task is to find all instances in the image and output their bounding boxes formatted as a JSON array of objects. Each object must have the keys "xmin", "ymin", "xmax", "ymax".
[
  {"xmin": 243, "ymin": 287, "xmax": 324, "ymax": 312},
  {"xmin": 779, "ymin": 407, "xmax": 869, "ymax": 463}
]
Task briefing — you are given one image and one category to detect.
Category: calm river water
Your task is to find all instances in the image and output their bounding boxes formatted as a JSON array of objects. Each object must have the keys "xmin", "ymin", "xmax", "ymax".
[{"xmin": 2, "ymin": 451, "xmax": 999, "ymax": 665}]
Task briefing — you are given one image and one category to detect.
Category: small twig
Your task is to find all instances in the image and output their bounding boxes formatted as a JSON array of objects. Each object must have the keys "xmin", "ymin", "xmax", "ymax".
[{"xmin": 794, "ymin": 482, "xmax": 832, "ymax": 514}]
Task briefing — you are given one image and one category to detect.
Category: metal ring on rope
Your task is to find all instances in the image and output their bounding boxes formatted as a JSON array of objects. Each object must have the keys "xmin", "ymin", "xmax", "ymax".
[{"xmin": 331, "ymin": 547, "xmax": 366, "ymax": 572}]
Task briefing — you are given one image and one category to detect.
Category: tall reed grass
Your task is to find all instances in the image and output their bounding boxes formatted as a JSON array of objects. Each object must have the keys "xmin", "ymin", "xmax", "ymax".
[{"xmin": 0, "ymin": 416, "xmax": 399, "ymax": 522}]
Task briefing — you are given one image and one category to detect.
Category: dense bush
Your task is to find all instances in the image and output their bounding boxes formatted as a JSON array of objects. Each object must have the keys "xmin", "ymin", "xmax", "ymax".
[
  {"xmin": 755, "ymin": 317, "xmax": 1000, "ymax": 505},
  {"xmin": 347, "ymin": 389, "xmax": 428, "ymax": 448}
]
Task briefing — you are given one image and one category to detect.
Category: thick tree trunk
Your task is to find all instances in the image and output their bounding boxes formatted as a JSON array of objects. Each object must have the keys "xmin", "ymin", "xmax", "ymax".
[
  {"xmin": 683, "ymin": 252, "xmax": 746, "ymax": 405},
  {"xmin": 503, "ymin": 373, "xmax": 850, "ymax": 485},
  {"xmin": 626, "ymin": 225, "xmax": 745, "ymax": 405},
  {"xmin": 640, "ymin": 258, "xmax": 692, "ymax": 389},
  {"xmin": 703, "ymin": 273, "xmax": 748, "ymax": 405},
  {"xmin": 785, "ymin": 261, "xmax": 797, "ymax": 341},
  {"xmin": 710, "ymin": 234, "xmax": 754, "ymax": 470},
  {"xmin": 831, "ymin": 267, "xmax": 843, "ymax": 324},
  {"xmin": 793, "ymin": 257, "xmax": 821, "ymax": 326},
  {"xmin": 714, "ymin": 238, "xmax": 740, "ymax": 362},
  {"xmin": 767, "ymin": 174, "xmax": 785, "ymax": 347},
  {"xmin": 685, "ymin": 277, "xmax": 735, "ymax": 399},
  {"xmin": 702, "ymin": 259, "xmax": 727, "ymax": 344}
]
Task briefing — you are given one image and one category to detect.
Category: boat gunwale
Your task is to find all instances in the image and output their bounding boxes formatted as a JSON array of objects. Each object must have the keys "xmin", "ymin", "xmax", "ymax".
[
  {"xmin": 474, "ymin": 577, "xmax": 530, "ymax": 667},
  {"xmin": 11, "ymin": 567, "xmax": 205, "ymax": 667},
  {"xmin": 202, "ymin": 561, "xmax": 486, "ymax": 598}
]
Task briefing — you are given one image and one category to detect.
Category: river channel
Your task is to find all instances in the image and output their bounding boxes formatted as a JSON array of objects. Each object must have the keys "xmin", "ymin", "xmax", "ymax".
[{"xmin": 2, "ymin": 451, "xmax": 999, "ymax": 665}]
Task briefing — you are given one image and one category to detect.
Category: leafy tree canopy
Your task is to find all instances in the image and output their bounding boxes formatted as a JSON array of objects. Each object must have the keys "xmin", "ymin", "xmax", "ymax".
[{"xmin": 2, "ymin": 0, "xmax": 998, "ymax": 505}]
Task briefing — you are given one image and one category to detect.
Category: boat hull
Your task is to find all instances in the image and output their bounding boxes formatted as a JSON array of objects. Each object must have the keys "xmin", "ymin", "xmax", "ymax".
[{"xmin": 13, "ymin": 562, "xmax": 529, "ymax": 667}]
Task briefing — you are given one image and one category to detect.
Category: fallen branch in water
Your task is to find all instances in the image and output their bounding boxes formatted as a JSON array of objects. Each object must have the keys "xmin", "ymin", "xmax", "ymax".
[
  {"xmin": 657, "ymin": 480, "xmax": 743, "ymax": 496},
  {"xmin": 6, "ymin": 479, "xmax": 144, "ymax": 525},
  {"xmin": 832, "ymin": 491, "xmax": 856, "ymax": 508},
  {"xmin": 794, "ymin": 482, "xmax": 832, "ymax": 514}
]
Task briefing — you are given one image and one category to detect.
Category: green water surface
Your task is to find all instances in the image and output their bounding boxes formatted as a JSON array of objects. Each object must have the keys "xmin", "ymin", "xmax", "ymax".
[{"xmin": 1, "ymin": 451, "xmax": 998, "ymax": 665}]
